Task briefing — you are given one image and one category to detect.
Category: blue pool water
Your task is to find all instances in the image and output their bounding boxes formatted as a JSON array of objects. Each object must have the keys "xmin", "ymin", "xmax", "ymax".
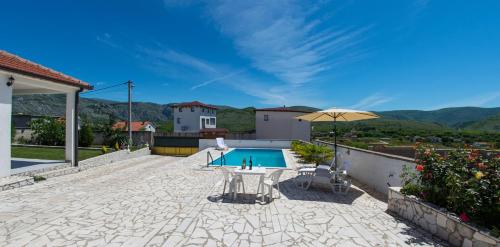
[{"xmin": 211, "ymin": 149, "xmax": 286, "ymax": 168}]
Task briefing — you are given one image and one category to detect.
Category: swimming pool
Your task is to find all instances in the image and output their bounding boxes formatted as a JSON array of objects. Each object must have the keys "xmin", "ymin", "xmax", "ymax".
[{"xmin": 211, "ymin": 149, "xmax": 287, "ymax": 168}]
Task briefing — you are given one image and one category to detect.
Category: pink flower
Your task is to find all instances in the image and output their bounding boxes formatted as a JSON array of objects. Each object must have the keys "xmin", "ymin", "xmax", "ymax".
[{"xmin": 459, "ymin": 212, "xmax": 470, "ymax": 222}]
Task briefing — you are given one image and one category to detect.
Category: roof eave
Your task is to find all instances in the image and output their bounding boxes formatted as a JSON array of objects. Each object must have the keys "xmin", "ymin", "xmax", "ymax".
[{"xmin": 0, "ymin": 65, "xmax": 93, "ymax": 90}]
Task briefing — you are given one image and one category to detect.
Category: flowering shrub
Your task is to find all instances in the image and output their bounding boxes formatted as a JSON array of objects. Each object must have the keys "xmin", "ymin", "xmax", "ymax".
[{"xmin": 401, "ymin": 144, "xmax": 500, "ymax": 235}]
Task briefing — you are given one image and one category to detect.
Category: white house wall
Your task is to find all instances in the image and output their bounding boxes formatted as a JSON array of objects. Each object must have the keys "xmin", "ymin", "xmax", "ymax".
[
  {"xmin": 0, "ymin": 75, "xmax": 13, "ymax": 177},
  {"xmin": 255, "ymin": 111, "xmax": 311, "ymax": 141}
]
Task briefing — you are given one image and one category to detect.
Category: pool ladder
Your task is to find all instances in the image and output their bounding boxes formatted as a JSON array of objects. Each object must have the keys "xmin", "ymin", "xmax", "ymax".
[
  {"xmin": 207, "ymin": 151, "xmax": 214, "ymax": 167},
  {"xmin": 220, "ymin": 152, "xmax": 226, "ymax": 166},
  {"xmin": 206, "ymin": 151, "xmax": 226, "ymax": 167}
]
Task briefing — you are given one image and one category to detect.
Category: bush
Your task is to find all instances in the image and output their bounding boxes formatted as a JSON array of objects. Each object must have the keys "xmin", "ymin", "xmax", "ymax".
[
  {"xmin": 11, "ymin": 122, "xmax": 15, "ymax": 142},
  {"xmin": 401, "ymin": 143, "xmax": 500, "ymax": 234},
  {"xmin": 79, "ymin": 123, "xmax": 94, "ymax": 147},
  {"xmin": 291, "ymin": 141, "xmax": 334, "ymax": 166},
  {"xmin": 30, "ymin": 117, "xmax": 65, "ymax": 146},
  {"xmin": 101, "ymin": 146, "xmax": 108, "ymax": 154}
]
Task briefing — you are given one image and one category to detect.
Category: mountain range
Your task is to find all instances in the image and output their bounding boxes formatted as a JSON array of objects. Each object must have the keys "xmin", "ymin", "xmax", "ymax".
[{"xmin": 12, "ymin": 95, "xmax": 500, "ymax": 133}]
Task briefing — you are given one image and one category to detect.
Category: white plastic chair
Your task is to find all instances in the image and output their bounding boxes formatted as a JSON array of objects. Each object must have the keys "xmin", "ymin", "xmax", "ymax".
[
  {"xmin": 220, "ymin": 167, "xmax": 245, "ymax": 199},
  {"xmin": 331, "ymin": 169, "xmax": 351, "ymax": 194},
  {"xmin": 295, "ymin": 168, "xmax": 315, "ymax": 190},
  {"xmin": 216, "ymin": 138, "xmax": 228, "ymax": 150},
  {"xmin": 260, "ymin": 169, "xmax": 284, "ymax": 202}
]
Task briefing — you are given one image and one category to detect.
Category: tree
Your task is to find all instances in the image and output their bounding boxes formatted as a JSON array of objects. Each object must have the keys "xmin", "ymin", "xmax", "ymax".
[
  {"xmin": 157, "ymin": 120, "xmax": 173, "ymax": 133},
  {"xmin": 30, "ymin": 117, "xmax": 65, "ymax": 146},
  {"xmin": 79, "ymin": 122, "xmax": 94, "ymax": 147},
  {"xmin": 11, "ymin": 122, "xmax": 16, "ymax": 142},
  {"xmin": 101, "ymin": 117, "xmax": 127, "ymax": 147}
]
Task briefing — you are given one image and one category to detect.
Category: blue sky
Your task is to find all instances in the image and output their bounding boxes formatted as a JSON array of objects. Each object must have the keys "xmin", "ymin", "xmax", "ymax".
[{"xmin": 1, "ymin": 0, "xmax": 500, "ymax": 110}]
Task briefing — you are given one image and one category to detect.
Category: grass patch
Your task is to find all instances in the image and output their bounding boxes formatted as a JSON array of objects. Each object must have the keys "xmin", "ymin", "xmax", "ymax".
[
  {"xmin": 12, "ymin": 146, "xmax": 102, "ymax": 161},
  {"xmin": 33, "ymin": 176, "xmax": 46, "ymax": 182}
]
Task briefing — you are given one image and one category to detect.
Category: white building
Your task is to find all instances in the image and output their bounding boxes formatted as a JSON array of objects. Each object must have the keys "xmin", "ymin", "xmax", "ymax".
[
  {"xmin": 172, "ymin": 101, "xmax": 217, "ymax": 133},
  {"xmin": 255, "ymin": 107, "xmax": 312, "ymax": 141},
  {"xmin": 0, "ymin": 50, "xmax": 93, "ymax": 177}
]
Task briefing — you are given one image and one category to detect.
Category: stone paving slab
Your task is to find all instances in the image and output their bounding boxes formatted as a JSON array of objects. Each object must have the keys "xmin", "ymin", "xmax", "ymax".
[{"xmin": 0, "ymin": 152, "xmax": 446, "ymax": 246}]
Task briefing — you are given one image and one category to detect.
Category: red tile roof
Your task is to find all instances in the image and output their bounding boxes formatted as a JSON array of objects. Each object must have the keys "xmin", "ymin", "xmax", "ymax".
[
  {"xmin": 255, "ymin": 107, "xmax": 314, "ymax": 113},
  {"xmin": 112, "ymin": 121, "xmax": 153, "ymax": 131},
  {"xmin": 0, "ymin": 50, "xmax": 92, "ymax": 90},
  {"xmin": 172, "ymin": 101, "xmax": 217, "ymax": 110}
]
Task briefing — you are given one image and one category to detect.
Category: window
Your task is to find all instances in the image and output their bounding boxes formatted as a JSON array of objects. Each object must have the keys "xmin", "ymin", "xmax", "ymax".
[
  {"xmin": 210, "ymin": 118, "xmax": 215, "ymax": 125},
  {"xmin": 206, "ymin": 118, "xmax": 209, "ymax": 125},
  {"xmin": 179, "ymin": 108, "xmax": 182, "ymax": 112},
  {"xmin": 202, "ymin": 108, "xmax": 205, "ymax": 113},
  {"xmin": 191, "ymin": 107, "xmax": 195, "ymax": 112},
  {"xmin": 176, "ymin": 118, "xmax": 181, "ymax": 124},
  {"xmin": 264, "ymin": 115, "xmax": 269, "ymax": 121}
]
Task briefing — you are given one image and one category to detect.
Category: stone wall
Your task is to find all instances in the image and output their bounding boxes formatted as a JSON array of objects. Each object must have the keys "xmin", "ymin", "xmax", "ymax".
[
  {"xmin": 0, "ymin": 176, "xmax": 34, "ymax": 192},
  {"xmin": 79, "ymin": 147, "xmax": 151, "ymax": 170},
  {"xmin": 388, "ymin": 187, "xmax": 499, "ymax": 247}
]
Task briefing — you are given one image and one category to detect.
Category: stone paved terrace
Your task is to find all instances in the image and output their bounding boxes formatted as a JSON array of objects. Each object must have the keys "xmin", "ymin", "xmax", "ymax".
[{"xmin": 0, "ymin": 151, "xmax": 446, "ymax": 246}]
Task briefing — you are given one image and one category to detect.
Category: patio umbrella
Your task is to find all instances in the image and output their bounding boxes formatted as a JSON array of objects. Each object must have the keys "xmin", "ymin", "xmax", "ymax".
[{"xmin": 296, "ymin": 108, "xmax": 380, "ymax": 169}]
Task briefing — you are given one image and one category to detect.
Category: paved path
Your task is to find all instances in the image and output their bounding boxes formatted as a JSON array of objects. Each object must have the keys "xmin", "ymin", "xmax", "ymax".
[{"xmin": 0, "ymin": 154, "xmax": 444, "ymax": 246}]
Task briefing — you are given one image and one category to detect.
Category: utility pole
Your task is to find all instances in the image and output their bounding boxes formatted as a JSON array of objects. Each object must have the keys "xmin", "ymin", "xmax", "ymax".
[{"xmin": 127, "ymin": 80, "xmax": 133, "ymax": 150}]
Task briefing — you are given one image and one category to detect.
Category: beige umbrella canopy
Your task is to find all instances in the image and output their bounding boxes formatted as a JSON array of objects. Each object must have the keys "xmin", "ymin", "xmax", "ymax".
[
  {"xmin": 296, "ymin": 108, "xmax": 380, "ymax": 169},
  {"xmin": 296, "ymin": 108, "xmax": 380, "ymax": 122}
]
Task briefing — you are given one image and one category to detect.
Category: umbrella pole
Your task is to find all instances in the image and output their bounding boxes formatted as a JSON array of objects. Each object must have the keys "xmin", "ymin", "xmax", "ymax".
[{"xmin": 333, "ymin": 117, "xmax": 337, "ymax": 170}]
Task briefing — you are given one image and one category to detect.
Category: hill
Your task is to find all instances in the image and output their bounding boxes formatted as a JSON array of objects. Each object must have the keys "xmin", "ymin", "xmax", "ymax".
[
  {"xmin": 378, "ymin": 107, "xmax": 500, "ymax": 128},
  {"xmin": 462, "ymin": 114, "xmax": 500, "ymax": 132},
  {"xmin": 11, "ymin": 95, "xmax": 500, "ymax": 133}
]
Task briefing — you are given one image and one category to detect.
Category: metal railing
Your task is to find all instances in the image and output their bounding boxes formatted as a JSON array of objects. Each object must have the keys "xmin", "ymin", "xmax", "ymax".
[
  {"xmin": 220, "ymin": 152, "xmax": 226, "ymax": 166},
  {"xmin": 207, "ymin": 151, "xmax": 214, "ymax": 167}
]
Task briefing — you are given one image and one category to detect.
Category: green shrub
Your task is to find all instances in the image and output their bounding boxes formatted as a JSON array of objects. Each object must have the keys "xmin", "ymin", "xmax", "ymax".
[
  {"xmin": 30, "ymin": 117, "xmax": 65, "ymax": 146},
  {"xmin": 291, "ymin": 141, "xmax": 333, "ymax": 166},
  {"xmin": 401, "ymin": 143, "xmax": 500, "ymax": 233},
  {"xmin": 33, "ymin": 176, "xmax": 46, "ymax": 182},
  {"xmin": 291, "ymin": 140, "xmax": 302, "ymax": 152},
  {"xmin": 101, "ymin": 146, "xmax": 108, "ymax": 154},
  {"xmin": 11, "ymin": 122, "xmax": 16, "ymax": 142},
  {"xmin": 79, "ymin": 123, "xmax": 94, "ymax": 147}
]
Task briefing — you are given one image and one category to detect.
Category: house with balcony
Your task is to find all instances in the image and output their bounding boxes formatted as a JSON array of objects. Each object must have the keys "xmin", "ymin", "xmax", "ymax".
[
  {"xmin": 255, "ymin": 107, "xmax": 312, "ymax": 141},
  {"xmin": 172, "ymin": 101, "xmax": 217, "ymax": 133}
]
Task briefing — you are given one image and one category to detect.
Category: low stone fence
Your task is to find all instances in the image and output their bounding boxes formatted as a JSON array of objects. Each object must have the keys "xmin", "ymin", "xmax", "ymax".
[
  {"xmin": 388, "ymin": 187, "xmax": 499, "ymax": 247},
  {"xmin": 199, "ymin": 139, "xmax": 292, "ymax": 150},
  {"xmin": 79, "ymin": 147, "xmax": 151, "ymax": 170}
]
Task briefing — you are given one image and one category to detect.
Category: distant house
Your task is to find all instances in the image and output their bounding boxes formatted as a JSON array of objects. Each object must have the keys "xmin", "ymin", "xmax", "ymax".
[
  {"xmin": 255, "ymin": 107, "xmax": 312, "ymax": 141},
  {"xmin": 172, "ymin": 101, "xmax": 217, "ymax": 133},
  {"xmin": 112, "ymin": 121, "xmax": 155, "ymax": 132}
]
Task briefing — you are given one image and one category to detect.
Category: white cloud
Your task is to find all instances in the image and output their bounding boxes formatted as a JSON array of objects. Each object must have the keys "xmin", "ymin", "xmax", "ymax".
[
  {"xmin": 205, "ymin": 0, "xmax": 370, "ymax": 85},
  {"xmin": 349, "ymin": 93, "xmax": 394, "ymax": 110},
  {"xmin": 430, "ymin": 91, "xmax": 500, "ymax": 110},
  {"xmin": 191, "ymin": 69, "xmax": 246, "ymax": 90},
  {"xmin": 96, "ymin": 33, "xmax": 120, "ymax": 49},
  {"xmin": 139, "ymin": 47, "xmax": 217, "ymax": 74}
]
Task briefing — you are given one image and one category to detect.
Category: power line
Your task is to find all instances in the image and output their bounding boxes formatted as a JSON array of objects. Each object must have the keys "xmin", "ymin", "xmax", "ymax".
[{"xmin": 81, "ymin": 82, "xmax": 128, "ymax": 95}]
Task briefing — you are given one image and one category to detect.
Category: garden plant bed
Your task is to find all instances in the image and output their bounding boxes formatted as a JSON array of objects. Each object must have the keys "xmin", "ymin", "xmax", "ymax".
[{"xmin": 388, "ymin": 187, "xmax": 499, "ymax": 247}]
